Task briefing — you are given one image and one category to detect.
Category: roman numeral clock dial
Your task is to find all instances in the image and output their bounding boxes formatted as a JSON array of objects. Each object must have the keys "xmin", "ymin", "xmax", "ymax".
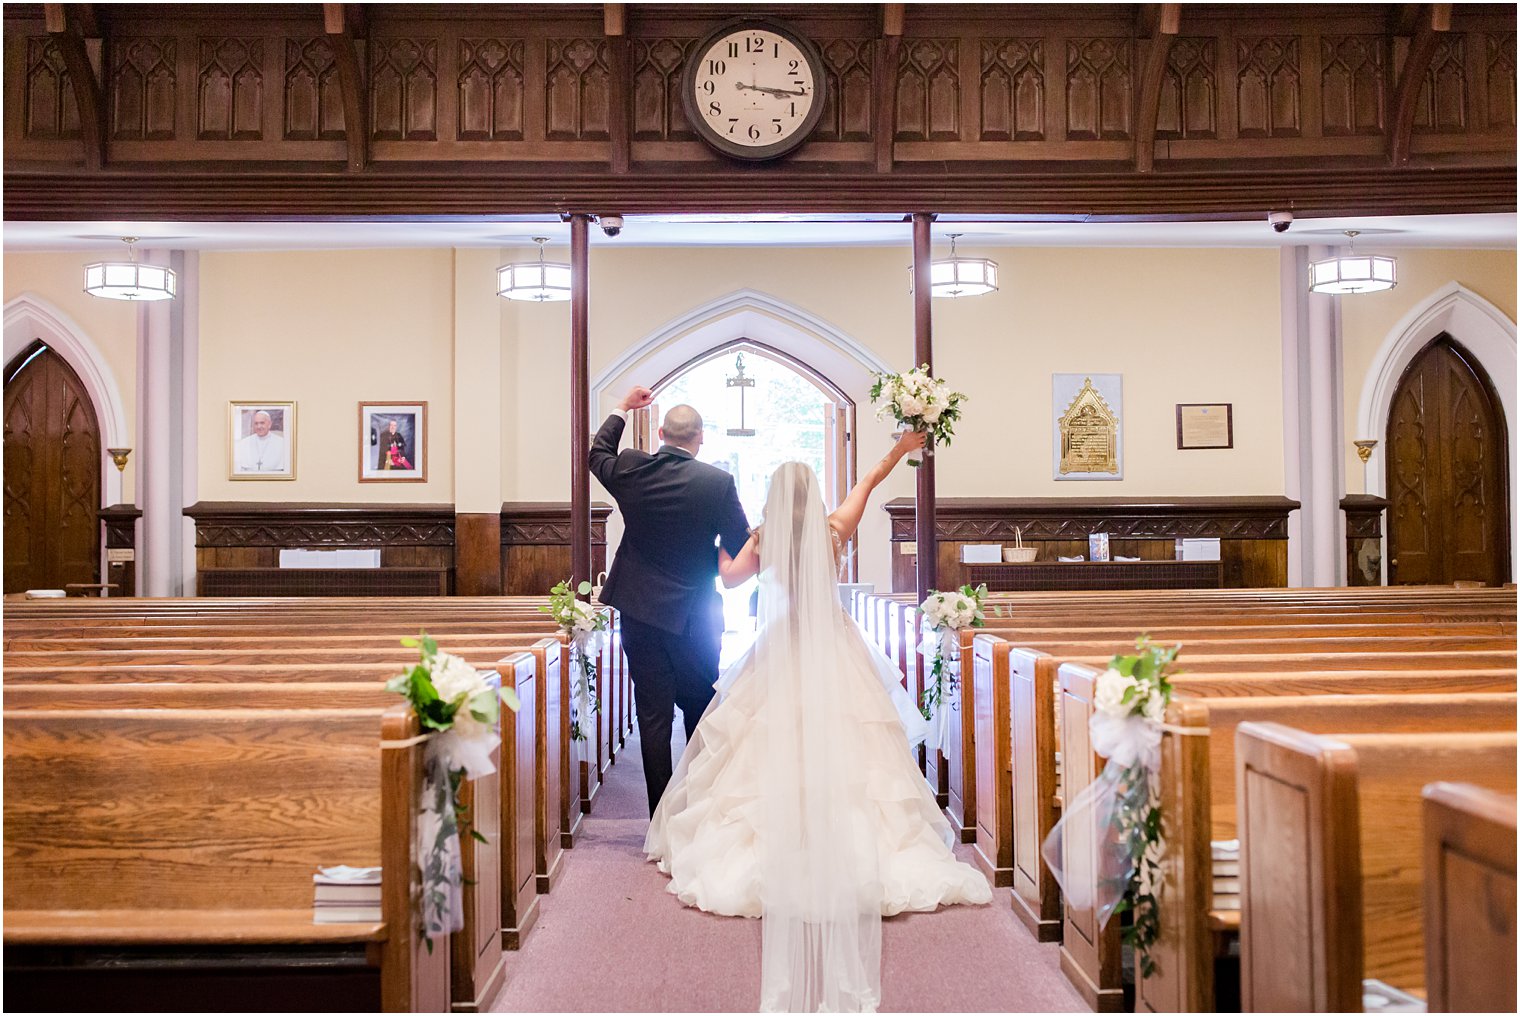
[{"xmin": 682, "ymin": 20, "xmax": 828, "ymax": 161}]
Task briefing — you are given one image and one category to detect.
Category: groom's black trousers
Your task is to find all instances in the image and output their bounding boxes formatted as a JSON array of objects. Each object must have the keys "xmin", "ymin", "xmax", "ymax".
[{"xmin": 620, "ymin": 611, "xmax": 722, "ymax": 816}]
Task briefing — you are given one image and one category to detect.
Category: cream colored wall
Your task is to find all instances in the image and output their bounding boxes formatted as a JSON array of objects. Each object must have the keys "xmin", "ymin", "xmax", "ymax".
[
  {"xmin": 4, "ymin": 251, "xmax": 140, "ymax": 502},
  {"xmin": 497, "ymin": 244, "xmax": 1284, "ymax": 588},
  {"xmin": 196, "ymin": 250, "xmax": 455, "ymax": 502},
  {"xmin": 1340, "ymin": 248, "xmax": 1518, "ymax": 490}
]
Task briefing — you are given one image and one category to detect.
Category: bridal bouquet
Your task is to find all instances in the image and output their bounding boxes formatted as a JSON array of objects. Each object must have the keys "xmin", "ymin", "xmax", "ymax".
[
  {"xmin": 388, "ymin": 632, "xmax": 520, "ymax": 950},
  {"xmin": 1041, "ymin": 637, "xmax": 1179, "ymax": 977},
  {"xmin": 542, "ymin": 580, "xmax": 610, "ymax": 742},
  {"xmin": 870, "ymin": 365, "xmax": 967, "ymax": 466},
  {"xmin": 916, "ymin": 583, "xmax": 988, "ymax": 750}
]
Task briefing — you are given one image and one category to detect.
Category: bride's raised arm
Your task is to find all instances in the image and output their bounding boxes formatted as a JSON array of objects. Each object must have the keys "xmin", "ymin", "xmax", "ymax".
[{"xmin": 827, "ymin": 429, "xmax": 925, "ymax": 544}]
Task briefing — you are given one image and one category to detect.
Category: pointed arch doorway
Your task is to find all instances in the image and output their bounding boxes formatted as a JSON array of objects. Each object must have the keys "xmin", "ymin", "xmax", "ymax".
[{"xmin": 629, "ymin": 339, "xmax": 857, "ymax": 637}]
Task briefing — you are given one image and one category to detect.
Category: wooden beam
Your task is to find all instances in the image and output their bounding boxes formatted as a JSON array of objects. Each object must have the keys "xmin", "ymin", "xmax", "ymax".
[
  {"xmin": 1134, "ymin": 2, "xmax": 1181, "ymax": 174},
  {"xmin": 873, "ymin": 11, "xmax": 902, "ymax": 174},
  {"xmin": 324, "ymin": 3, "xmax": 369, "ymax": 172},
  {"xmin": 569, "ymin": 215, "xmax": 593, "ymax": 597},
  {"xmin": 1389, "ymin": 4, "xmax": 1452, "ymax": 166},
  {"xmin": 911, "ymin": 212, "xmax": 936, "ymax": 603},
  {"xmin": 44, "ymin": 4, "xmax": 105, "ymax": 171},
  {"xmin": 603, "ymin": 3, "xmax": 626, "ymax": 37},
  {"xmin": 882, "ymin": 3, "xmax": 905, "ymax": 38},
  {"xmin": 605, "ymin": 6, "xmax": 630, "ymax": 174}
]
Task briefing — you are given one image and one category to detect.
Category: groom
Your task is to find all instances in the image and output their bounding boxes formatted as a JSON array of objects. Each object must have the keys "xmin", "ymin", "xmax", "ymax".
[{"xmin": 590, "ymin": 386, "xmax": 752, "ymax": 815}]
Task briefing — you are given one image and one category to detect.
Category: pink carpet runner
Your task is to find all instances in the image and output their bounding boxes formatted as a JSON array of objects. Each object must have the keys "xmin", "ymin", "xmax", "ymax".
[{"xmin": 490, "ymin": 731, "xmax": 1088, "ymax": 1012}]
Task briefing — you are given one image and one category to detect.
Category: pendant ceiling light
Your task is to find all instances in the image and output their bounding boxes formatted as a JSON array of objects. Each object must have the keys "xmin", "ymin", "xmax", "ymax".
[
  {"xmin": 1308, "ymin": 230, "xmax": 1398, "ymax": 295},
  {"xmin": 931, "ymin": 233, "xmax": 999, "ymax": 298},
  {"xmin": 84, "ymin": 237, "xmax": 177, "ymax": 301},
  {"xmin": 497, "ymin": 236, "xmax": 572, "ymax": 302},
  {"xmin": 725, "ymin": 353, "xmax": 756, "ymax": 437}
]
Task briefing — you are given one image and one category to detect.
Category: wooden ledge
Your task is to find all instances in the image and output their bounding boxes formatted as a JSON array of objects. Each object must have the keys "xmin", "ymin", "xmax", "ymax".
[{"xmin": 4, "ymin": 909, "xmax": 387, "ymax": 945}]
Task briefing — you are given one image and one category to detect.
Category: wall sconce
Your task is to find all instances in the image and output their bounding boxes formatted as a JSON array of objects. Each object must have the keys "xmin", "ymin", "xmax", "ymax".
[
  {"xmin": 106, "ymin": 447, "xmax": 132, "ymax": 472},
  {"xmin": 1353, "ymin": 439, "xmax": 1378, "ymax": 492}
]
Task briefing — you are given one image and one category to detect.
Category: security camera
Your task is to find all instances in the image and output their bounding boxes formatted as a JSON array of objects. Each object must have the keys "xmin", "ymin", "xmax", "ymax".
[
  {"xmin": 599, "ymin": 214, "xmax": 624, "ymax": 238},
  {"xmin": 1269, "ymin": 211, "xmax": 1293, "ymax": 233}
]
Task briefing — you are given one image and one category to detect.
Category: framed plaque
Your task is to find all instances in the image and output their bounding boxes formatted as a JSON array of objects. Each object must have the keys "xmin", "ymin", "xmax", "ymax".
[
  {"xmin": 1176, "ymin": 403, "xmax": 1234, "ymax": 449},
  {"xmin": 1053, "ymin": 374, "xmax": 1123, "ymax": 480}
]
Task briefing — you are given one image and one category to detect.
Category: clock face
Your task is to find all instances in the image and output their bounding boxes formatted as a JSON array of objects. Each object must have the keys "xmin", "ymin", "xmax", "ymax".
[{"xmin": 684, "ymin": 21, "xmax": 826, "ymax": 160}]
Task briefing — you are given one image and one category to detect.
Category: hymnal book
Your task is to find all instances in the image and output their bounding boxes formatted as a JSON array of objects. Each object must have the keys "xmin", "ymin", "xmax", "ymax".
[
  {"xmin": 1088, "ymin": 533, "xmax": 1110, "ymax": 562},
  {"xmin": 1210, "ymin": 839, "xmax": 1240, "ymax": 859},
  {"xmin": 1361, "ymin": 979, "xmax": 1424, "ymax": 1012},
  {"xmin": 314, "ymin": 865, "xmax": 381, "ymax": 886},
  {"xmin": 313, "ymin": 904, "xmax": 383, "ymax": 924},
  {"xmin": 1212, "ymin": 893, "xmax": 1241, "ymax": 911},
  {"xmin": 315, "ymin": 883, "xmax": 383, "ymax": 904}
]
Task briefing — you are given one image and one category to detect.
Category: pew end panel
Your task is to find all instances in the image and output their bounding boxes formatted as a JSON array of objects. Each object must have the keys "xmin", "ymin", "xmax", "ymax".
[
  {"xmin": 971, "ymin": 634, "xmax": 1014, "ymax": 888},
  {"xmin": 557, "ymin": 640, "xmax": 585, "ymax": 849},
  {"xmin": 499, "ymin": 652, "xmax": 540, "ymax": 950},
  {"xmin": 381, "ymin": 705, "xmax": 453, "ymax": 1014},
  {"xmin": 1055, "ymin": 663, "xmax": 1124, "ymax": 1013},
  {"xmin": 1010, "ymin": 648, "xmax": 1061, "ymax": 942},
  {"xmin": 1135, "ymin": 699, "xmax": 1215, "ymax": 1015},
  {"xmin": 944, "ymin": 627, "xmax": 978, "ymax": 844},
  {"xmin": 537, "ymin": 640, "xmax": 566, "ymax": 891},
  {"xmin": 906, "ymin": 607, "xmax": 943, "ymax": 798},
  {"xmin": 1422, "ymin": 782, "xmax": 1518, "ymax": 1014}
]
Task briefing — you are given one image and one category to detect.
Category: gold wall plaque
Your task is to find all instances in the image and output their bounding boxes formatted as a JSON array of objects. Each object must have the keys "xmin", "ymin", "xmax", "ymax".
[{"xmin": 1058, "ymin": 377, "xmax": 1120, "ymax": 475}]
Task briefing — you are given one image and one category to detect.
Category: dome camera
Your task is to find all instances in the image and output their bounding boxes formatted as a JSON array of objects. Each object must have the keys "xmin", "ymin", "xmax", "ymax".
[
  {"xmin": 1269, "ymin": 211, "xmax": 1293, "ymax": 233},
  {"xmin": 599, "ymin": 214, "xmax": 624, "ymax": 238}
]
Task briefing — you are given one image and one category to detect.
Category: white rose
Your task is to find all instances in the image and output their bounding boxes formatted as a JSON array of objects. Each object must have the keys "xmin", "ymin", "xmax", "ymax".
[
  {"xmin": 1093, "ymin": 666, "xmax": 1138, "ymax": 717},
  {"xmin": 431, "ymin": 652, "xmax": 484, "ymax": 705},
  {"xmin": 897, "ymin": 393, "xmax": 926, "ymax": 418},
  {"xmin": 921, "ymin": 402, "xmax": 945, "ymax": 424},
  {"xmin": 1142, "ymin": 691, "xmax": 1167, "ymax": 725}
]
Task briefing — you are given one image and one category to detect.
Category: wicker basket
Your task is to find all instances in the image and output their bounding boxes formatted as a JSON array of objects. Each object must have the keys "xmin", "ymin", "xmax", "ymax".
[{"xmin": 1003, "ymin": 528, "xmax": 1038, "ymax": 563}]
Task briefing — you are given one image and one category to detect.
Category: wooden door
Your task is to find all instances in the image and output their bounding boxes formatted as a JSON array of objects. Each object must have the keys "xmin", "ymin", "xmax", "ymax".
[
  {"xmin": 4, "ymin": 343, "xmax": 103, "ymax": 593},
  {"xmin": 1386, "ymin": 335, "xmax": 1510, "ymax": 586}
]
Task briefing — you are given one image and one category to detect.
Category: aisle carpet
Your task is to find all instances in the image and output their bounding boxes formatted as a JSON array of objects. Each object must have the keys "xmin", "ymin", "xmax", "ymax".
[{"xmin": 490, "ymin": 729, "xmax": 1088, "ymax": 1013}]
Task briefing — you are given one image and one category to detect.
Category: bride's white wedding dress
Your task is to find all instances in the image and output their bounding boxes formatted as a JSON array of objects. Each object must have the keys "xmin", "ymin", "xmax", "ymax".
[{"xmin": 644, "ymin": 462, "xmax": 990, "ymax": 1012}]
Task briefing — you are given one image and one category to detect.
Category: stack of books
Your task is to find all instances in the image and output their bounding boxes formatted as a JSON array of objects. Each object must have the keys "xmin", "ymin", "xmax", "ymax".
[
  {"xmin": 313, "ymin": 865, "xmax": 382, "ymax": 923},
  {"xmin": 1211, "ymin": 839, "xmax": 1240, "ymax": 911}
]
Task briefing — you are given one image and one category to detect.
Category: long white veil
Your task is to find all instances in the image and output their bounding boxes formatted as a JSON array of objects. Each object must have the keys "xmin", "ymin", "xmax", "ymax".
[{"xmin": 754, "ymin": 462, "xmax": 882, "ymax": 1013}]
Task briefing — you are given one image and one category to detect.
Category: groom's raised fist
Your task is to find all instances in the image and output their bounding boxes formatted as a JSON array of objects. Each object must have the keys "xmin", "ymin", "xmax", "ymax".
[{"xmin": 619, "ymin": 386, "xmax": 655, "ymax": 412}]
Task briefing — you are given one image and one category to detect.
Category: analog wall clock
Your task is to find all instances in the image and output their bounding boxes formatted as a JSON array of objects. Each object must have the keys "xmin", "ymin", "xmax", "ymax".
[{"xmin": 681, "ymin": 19, "xmax": 828, "ymax": 161}]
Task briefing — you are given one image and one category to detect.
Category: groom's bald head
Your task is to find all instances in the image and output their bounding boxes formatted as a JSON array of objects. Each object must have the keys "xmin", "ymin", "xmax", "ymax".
[{"xmin": 659, "ymin": 405, "xmax": 704, "ymax": 453}]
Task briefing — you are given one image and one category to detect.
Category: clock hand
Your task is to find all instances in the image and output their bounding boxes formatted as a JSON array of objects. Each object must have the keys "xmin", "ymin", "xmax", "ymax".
[{"xmin": 736, "ymin": 82, "xmax": 808, "ymax": 98}]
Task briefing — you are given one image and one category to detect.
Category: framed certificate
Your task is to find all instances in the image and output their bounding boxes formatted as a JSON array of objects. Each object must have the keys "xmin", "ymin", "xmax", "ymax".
[{"xmin": 1176, "ymin": 403, "xmax": 1233, "ymax": 450}]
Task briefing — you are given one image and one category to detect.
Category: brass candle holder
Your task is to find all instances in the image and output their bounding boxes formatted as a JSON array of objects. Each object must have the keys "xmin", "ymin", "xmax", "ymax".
[
  {"xmin": 106, "ymin": 447, "xmax": 132, "ymax": 472},
  {"xmin": 1353, "ymin": 439, "xmax": 1378, "ymax": 494}
]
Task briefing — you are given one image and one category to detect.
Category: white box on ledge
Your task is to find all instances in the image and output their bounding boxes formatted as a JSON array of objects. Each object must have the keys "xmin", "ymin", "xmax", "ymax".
[
  {"xmin": 279, "ymin": 548, "xmax": 382, "ymax": 569},
  {"xmin": 960, "ymin": 544, "xmax": 1004, "ymax": 564}
]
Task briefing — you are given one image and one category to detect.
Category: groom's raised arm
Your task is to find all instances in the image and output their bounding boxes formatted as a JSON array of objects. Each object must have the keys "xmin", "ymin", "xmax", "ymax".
[{"xmin": 589, "ymin": 412, "xmax": 626, "ymax": 491}]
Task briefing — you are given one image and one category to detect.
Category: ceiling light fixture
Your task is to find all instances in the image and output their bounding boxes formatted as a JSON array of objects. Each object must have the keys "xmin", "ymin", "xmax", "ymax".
[
  {"xmin": 497, "ymin": 237, "xmax": 572, "ymax": 302},
  {"xmin": 84, "ymin": 237, "xmax": 177, "ymax": 301},
  {"xmin": 1308, "ymin": 230, "xmax": 1398, "ymax": 295},
  {"xmin": 930, "ymin": 233, "xmax": 999, "ymax": 298}
]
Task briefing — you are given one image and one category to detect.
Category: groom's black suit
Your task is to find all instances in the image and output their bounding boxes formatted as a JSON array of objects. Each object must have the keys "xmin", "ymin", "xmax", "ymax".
[{"xmin": 590, "ymin": 412, "xmax": 751, "ymax": 814}]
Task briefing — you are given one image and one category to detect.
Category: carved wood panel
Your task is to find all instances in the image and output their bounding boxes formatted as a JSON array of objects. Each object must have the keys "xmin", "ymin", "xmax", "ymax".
[
  {"xmin": 1066, "ymin": 38, "xmax": 1131, "ymax": 140},
  {"xmin": 980, "ymin": 40, "xmax": 1044, "ymax": 141},
  {"xmin": 284, "ymin": 38, "xmax": 344, "ymax": 141},
  {"xmin": 631, "ymin": 38, "xmax": 694, "ymax": 141},
  {"xmin": 3, "ymin": 345, "xmax": 101, "ymax": 594},
  {"xmin": 1321, "ymin": 35, "xmax": 1387, "ymax": 136},
  {"xmin": 1485, "ymin": 32, "xmax": 1516, "ymax": 129},
  {"xmin": 546, "ymin": 38, "xmax": 609, "ymax": 141},
  {"xmin": 459, "ymin": 38, "xmax": 524, "ymax": 141},
  {"xmin": 1414, "ymin": 34, "xmax": 1468, "ymax": 133},
  {"xmin": 1236, "ymin": 37, "xmax": 1302, "ymax": 138},
  {"xmin": 896, "ymin": 39, "xmax": 959, "ymax": 141},
  {"xmin": 23, "ymin": 38, "xmax": 80, "ymax": 140},
  {"xmin": 1157, "ymin": 37, "xmax": 1217, "ymax": 139},
  {"xmin": 110, "ymin": 37, "xmax": 176, "ymax": 141},
  {"xmin": 1386, "ymin": 336, "xmax": 1509, "ymax": 586},
  {"xmin": 816, "ymin": 38, "xmax": 873, "ymax": 142},
  {"xmin": 370, "ymin": 38, "xmax": 438, "ymax": 141},
  {"xmin": 198, "ymin": 38, "xmax": 264, "ymax": 141}
]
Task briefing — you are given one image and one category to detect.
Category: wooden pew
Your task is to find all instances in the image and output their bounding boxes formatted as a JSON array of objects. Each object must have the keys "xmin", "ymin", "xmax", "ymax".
[
  {"xmin": 3, "ymin": 705, "xmax": 446, "ymax": 1013},
  {"xmin": 1134, "ymin": 691, "xmax": 1516, "ymax": 1013},
  {"xmin": 1236, "ymin": 724, "xmax": 1518, "ymax": 1012},
  {"xmin": 1422, "ymin": 783, "xmax": 1518, "ymax": 1014}
]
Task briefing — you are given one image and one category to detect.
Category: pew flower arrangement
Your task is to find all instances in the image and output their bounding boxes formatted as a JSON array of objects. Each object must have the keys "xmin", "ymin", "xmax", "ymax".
[
  {"xmin": 1041, "ymin": 636, "xmax": 1180, "ymax": 978},
  {"xmin": 388, "ymin": 631, "xmax": 521, "ymax": 950},
  {"xmin": 870, "ymin": 365, "xmax": 967, "ymax": 467},
  {"xmin": 916, "ymin": 583, "xmax": 988, "ymax": 750},
  {"xmin": 542, "ymin": 580, "xmax": 610, "ymax": 742}
]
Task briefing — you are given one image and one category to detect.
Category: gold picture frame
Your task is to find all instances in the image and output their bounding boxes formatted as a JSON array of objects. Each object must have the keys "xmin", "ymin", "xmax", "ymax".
[
  {"xmin": 360, "ymin": 401, "xmax": 428, "ymax": 482},
  {"xmin": 228, "ymin": 401, "xmax": 296, "ymax": 480}
]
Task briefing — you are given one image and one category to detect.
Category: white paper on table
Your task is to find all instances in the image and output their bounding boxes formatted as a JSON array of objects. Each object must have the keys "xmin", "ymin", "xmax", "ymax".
[
  {"xmin": 1179, "ymin": 538, "xmax": 1221, "ymax": 562},
  {"xmin": 279, "ymin": 548, "xmax": 382, "ymax": 569}
]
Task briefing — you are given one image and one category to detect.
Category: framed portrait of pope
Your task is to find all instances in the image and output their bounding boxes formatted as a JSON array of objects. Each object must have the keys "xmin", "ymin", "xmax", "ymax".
[
  {"xmin": 360, "ymin": 401, "xmax": 427, "ymax": 482},
  {"xmin": 228, "ymin": 401, "xmax": 296, "ymax": 480}
]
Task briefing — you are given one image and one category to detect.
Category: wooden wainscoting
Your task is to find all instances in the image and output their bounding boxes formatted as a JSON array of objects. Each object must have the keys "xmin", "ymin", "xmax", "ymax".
[{"xmin": 500, "ymin": 502, "xmax": 611, "ymax": 597}]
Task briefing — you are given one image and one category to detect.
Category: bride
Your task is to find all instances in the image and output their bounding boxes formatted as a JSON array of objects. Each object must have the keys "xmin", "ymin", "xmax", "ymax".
[{"xmin": 645, "ymin": 429, "xmax": 992, "ymax": 1012}]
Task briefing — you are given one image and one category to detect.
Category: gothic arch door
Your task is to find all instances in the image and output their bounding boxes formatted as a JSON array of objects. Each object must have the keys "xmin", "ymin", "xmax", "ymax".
[
  {"xmin": 4, "ymin": 342, "xmax": 102, "ymax": 593},
  {"xmin": 1386, "ymin": 334, "xmax": 1511, "ymax": 586}
]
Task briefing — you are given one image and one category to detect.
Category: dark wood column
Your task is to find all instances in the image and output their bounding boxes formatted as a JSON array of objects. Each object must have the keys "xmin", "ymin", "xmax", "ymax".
[
  {"xmin": 911, "ymin": 211, "xmax": 936, "ymax": 602},
  {"xmin": 569, "ymin": 214, "xmax": 593, "ymax": 597}
]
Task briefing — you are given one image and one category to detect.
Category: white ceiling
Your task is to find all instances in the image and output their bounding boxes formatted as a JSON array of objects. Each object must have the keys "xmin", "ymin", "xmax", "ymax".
[{"xmin": 3, "ymin": 212, "xmax": 1514, "ymax": 252}]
